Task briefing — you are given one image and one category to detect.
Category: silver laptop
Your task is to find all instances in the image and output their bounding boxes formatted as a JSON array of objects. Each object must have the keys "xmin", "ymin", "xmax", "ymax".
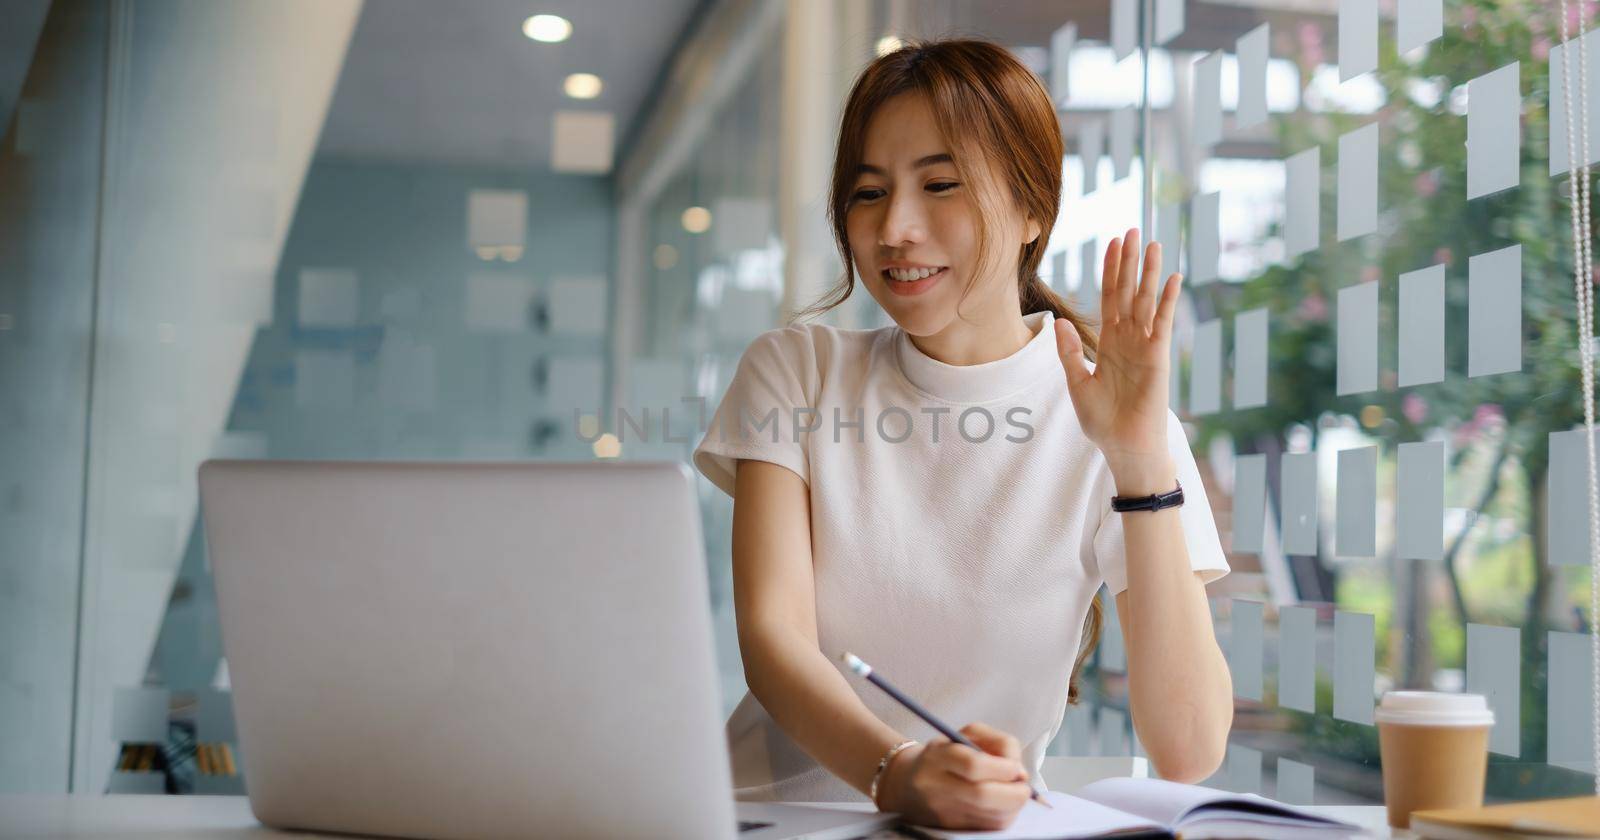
[{"xmin": 199, "ymin": 459, "xmax": 894, "ymax": 840}]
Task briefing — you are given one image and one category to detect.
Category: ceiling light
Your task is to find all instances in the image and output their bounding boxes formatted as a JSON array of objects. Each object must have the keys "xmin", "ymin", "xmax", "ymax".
[
  {"xmin": 681, "ymin": 206, "xmax": 712, "ymax": 234},
  {"xmin": 522, "ymin": 14, "xmax": 571, "ymax": 43},
  {"xmin": 653, "ymin": 244, "xmax": 679, "ymax": 270},
  {"xmin": 876, "ymin": 35, "xmax": 904, "ymax": 57},
  {"xmin": 564, "ymin": 73, "xmax": 603, "ymax": 100}
]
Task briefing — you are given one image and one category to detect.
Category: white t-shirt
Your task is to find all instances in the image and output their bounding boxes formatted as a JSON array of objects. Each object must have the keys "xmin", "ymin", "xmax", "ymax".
[{"xmin": 691, "ymin": 308, "xmax": 1229, "ymax": 802}]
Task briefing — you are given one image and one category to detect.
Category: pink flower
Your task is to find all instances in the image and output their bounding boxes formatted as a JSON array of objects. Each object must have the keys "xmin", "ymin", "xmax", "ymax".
[
  {"xmin": 1403, "ymin": 393, "xmax": 1428, "ymax": 424},
  {"xmin": 1434, "ymin": 247, "xmax": 1453, "ymax": 266},
  {"xmin": 1298, "ymin": 22, "xmax": 1324, "ymax": 67},
  {"xmin": 1534, "ymin": 37, "xmax": 1552, "ymax": 62},
  {"xmin": 1461, "ymin": 6, "xmax": 1478, "ymax": 28},
  {"xmin": 1298, "ymin": 293, "xmax": 1328, "ymax": 321},
  {"xmin": 1362, "ymin": 264, "xmax": 1382, "ymax": 284}
]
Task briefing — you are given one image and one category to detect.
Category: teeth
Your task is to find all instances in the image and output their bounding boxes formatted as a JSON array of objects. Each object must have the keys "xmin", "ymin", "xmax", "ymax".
[{"xmin": 887, "ymin": 266, "xmax": 943, "ymax": 282}]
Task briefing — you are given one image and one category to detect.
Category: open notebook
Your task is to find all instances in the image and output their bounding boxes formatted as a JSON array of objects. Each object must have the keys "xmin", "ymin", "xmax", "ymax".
[{"xmin": 903, "ymin": 777, "xmax": 1369, "ymax": 840}]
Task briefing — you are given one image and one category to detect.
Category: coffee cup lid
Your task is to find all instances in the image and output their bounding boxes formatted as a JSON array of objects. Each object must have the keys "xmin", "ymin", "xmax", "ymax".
[{"xmin": 1374, "ymin": 691, "xmax": 1495, "ymax": 726}]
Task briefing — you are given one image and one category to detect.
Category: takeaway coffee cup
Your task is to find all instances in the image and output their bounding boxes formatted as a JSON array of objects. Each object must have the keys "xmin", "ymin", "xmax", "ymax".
[{"xmin": 1374, "ymin": 691, "xmax": 1495, "ymax": 828}]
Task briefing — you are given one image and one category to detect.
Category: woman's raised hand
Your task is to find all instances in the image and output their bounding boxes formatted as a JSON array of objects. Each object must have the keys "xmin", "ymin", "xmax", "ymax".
[
  {"xmin": 876, "ymin": 722, "xmax": 1032, "ymax": 830},
  {"xmin": 1053, "ymin": 228, "xmax": 1182, "ymax": 469}
]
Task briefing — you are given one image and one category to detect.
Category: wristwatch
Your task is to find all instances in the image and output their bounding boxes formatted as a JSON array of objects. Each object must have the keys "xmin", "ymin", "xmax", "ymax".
[{"xmin": 1111, "ymin": 481, "xmax": 1184, "ymax": 513}]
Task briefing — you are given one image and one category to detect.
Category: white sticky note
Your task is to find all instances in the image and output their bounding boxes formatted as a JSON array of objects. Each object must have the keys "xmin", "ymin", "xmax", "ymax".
[
  {"xmin": 1336, "ymin": 446, "xmax": 1378, "ymax": 558},
  {"xmin": 1396, "ymin": 440, "xmax": 1445, "ymax": 561},
  {"xmin": 548, "ymin": 275, "xmax": 608, "ymax": 337},
  {"xmin": 551, "ymin": 111, "xmax": 614, "ymax": 174},
  {"xmin": 1080, "ymin": 119, "xmax": 1105, "ymax": 195},
  {"xmin": 1398, "ymin": 264, "xmax": 1446, "ymax": 386},
  {"xmin": 1194, "ymin": 51, "xmax": 1224, "ymax": 150},
  {"xmin": 1279, "ymin": 605, "xmax": 1317, "ymax": 713},
  {"xmin": 297, "ymin": 268, "xmax": 360, "ymax": 328},
  {"xmin": 1111, "ymin": 0, "xmax": 1137, "ymax": 61},
  {"xmin": 1050, "ymin": 23, "xmax": 1077, "ymax": 108},
  {"xmin": 1550, "ymin": 428, "xmax": 1600, "ymax": 566},
  {"xmin": 1466, "ymin": 623, "xmax": 1521, "ymax": 757},
  {"xmin": 1075, "ymin": 237, "xmax": 1101, "ymax": 318},
  {"xmin": 1099, "ymin": 707, "xmax": 1128, "ymax": 756},
  {"xmin": 1190, "ymin": 319, "xmax": 1222, "ymax": 415},
  {"xmin": 1234, "ymin": 307, "xmax": 1268, "ymax": 409},
  {"xmin": 1237, "ymin": 24, "xmax": 1270, "ymax": 129},
  {"xmin": 1397, "ymin": 0, "xmax": 1443, "ymax": 54},
  {"xmin": 1549, "ymin": 30, "xmax": 1600, "ymax": 176},
  {"xmin": 1467, "ymin": 63, "xmax": 1520, "ymax": 200},
  {"xmin": 1339, "ymin": 0, "xmax": 1377, "ymax": 82},
  {"xmin": 465, "ymin": 273, "xmax": 537, "ymax": 332},
  {"xmin": 1233, "ymin": 454, "xmax": 1267, "ymax": 554},
  {"xmin": 467, "ymin": 189, "xmax": 527, "ymax": 250},
  {"xmin": 1338, "ymin": 123, "xmax": 1378, "ymax": 241},
  {"xmin": 1227, "ymin": 745, "xmax": 1263, "ymax": 794},
  {"xmin": 1336, "ymin": 280, "xmax": 1379, "ymax": 395},
  {"xmin": 1548, "ymin": 631, "xmax": 1598, "ymax": 773},
  {"xmin": 1333, "ymin": 611, "xmax": 1376, "ymax": 725},
  {"xmin": 1281, "ymin": 453, "xmax": 1318, "ymax": 556},
  {"xmin": 1110, "ymin": 106, "xmax": 1136, "ymax": 180},
  {"xmin": 1277, "ymin": 758, "xmax": 1316, "ymax": 805},
  {"xmin": 1286, "ymin": 147, "xmax": 1321, "ymax": 258},
  {"xmin": 1155, "ymin": 0, "xmax": 1184, "ymax": 45},
  {"xmin": 1190, "ymin": 191, "xmax": 1219, "ymax": 284},
  {"xmin": 1157, "ymin": 202, "xmax": 1183, "ymax": 278},
  {"xmin": 1231, "ymin": 599, "xmax": 1265, "ymax": 701},
  {"xmin": 1099, "ymin": 590, "xmax": 1126, "ymax": 672},
  {"xmin": 1467, "ymin": 244, "xmax": 1522, "ymax": 377}
]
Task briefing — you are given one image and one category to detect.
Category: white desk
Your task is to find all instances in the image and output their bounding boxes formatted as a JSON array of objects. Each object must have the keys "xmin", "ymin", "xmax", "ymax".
[{"xmin": 0, "ymin": 794, "xmax": 1400, "ymax": 838}]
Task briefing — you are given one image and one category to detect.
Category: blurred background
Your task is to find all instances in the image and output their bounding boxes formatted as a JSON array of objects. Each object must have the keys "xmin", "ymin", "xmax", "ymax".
[{"xmin": 1, "ymin": 0, "xmax": 1595, "ymax": 808}]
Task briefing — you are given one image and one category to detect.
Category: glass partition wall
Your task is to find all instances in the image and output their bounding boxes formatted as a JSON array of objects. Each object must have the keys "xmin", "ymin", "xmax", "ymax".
[
  {"xmin": 2, "ymin": 0, "xmax": 1594, "ymax": 805},
  {"xmin": 614, "ymin": 0, "xmax": 1598, "ymax": 807}
]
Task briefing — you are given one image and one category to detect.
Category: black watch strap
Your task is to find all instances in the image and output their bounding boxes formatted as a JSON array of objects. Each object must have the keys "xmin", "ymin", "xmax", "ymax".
[{"xmin": 1111, "ymin": 481, "xmax": 1185, "ymax": 513}]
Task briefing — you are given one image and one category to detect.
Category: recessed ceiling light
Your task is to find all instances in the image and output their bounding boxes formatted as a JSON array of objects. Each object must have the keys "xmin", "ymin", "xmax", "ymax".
[
  {"xmin": 564, "ymin": 73, "xmax": 603, "ymax": 100},
  {"xmin": 681, "ymin": 206, "xmax": 712, "ymax": 234},
  {"xmin": 875, "ymin": 35, "xmax": 904, "ymax": 56},
  {"xmin": 523, "ymin": 14, "xmax": 571, "ymax": 43}
]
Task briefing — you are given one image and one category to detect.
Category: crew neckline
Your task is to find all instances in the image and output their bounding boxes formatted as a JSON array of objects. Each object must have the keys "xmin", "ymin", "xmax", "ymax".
[{"xmin": 894, "ymin": 310, "xmax": 1060, "ymax": 403}]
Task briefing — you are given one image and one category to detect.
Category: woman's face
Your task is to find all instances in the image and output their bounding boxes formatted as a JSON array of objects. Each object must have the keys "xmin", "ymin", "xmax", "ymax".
[{"xmin": 845, "ymin": 92, "xmax": 1038, "ymax": 337}]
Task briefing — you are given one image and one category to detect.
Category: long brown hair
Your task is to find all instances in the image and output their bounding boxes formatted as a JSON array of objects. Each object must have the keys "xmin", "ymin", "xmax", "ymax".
[{"xmin": 799, "ymin": 37, "xmax": 1104, "ymax": 706}]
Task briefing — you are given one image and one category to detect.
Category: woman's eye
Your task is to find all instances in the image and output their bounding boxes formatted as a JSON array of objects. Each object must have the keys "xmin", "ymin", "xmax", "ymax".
[
  {"xmin": 927, "ymin": 181, "xmax": 960, "ymax": 193},
  {"xmin": 853, "ymin": 188, "xmax": 885, "ymax": 202}
]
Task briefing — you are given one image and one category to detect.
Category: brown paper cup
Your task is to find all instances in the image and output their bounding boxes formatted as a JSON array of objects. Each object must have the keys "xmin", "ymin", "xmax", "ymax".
[{"xmin": 1375, "ymin": 691, "xmax": 1494, "ymax": 829}]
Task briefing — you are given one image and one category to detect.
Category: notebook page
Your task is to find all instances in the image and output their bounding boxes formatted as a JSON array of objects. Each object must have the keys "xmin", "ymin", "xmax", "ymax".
[
  {"xmin": 1075, "ymin": 777, "xmax": 1361, "ymax": 833},
  {"xmin": 905, "ymin": 791, "xmax": 1168, "ymax": 840},
  {"xmin": 1074, "ymin": 778, "xmax": 1246, "ymax": 825}
]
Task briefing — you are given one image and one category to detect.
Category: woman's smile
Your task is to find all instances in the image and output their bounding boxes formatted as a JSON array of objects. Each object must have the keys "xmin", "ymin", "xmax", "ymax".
[{"xmin": 882, "ymin": 265, "xmax": 948, "ymax": 296}]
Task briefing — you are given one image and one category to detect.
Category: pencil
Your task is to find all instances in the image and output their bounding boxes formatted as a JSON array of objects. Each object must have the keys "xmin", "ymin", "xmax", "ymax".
[{"xmin": 841, "ymin": 652, "xmax": 1052, "ymax": 809}]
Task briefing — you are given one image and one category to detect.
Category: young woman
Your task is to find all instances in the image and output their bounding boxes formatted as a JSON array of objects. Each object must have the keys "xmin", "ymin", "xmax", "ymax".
[{"xmin": 692, "ymin": 38, "xmax": 1234, "ymax": 830}]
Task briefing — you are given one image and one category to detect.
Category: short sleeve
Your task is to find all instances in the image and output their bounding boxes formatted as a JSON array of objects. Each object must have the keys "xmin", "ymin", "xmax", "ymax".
[
  {"xmin": 692, "ymin": 328, "xmax": 814, "ymax": 497},
  {"xmin": 1088, "ymin": 409, "xmax": 1230, "ymax": 595}
]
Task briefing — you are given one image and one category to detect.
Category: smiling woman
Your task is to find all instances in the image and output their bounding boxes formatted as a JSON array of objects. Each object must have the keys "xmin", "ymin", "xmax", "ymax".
[{"xmin": 692, "ymin": 37, "xmax": 1233, "ymax": 832}]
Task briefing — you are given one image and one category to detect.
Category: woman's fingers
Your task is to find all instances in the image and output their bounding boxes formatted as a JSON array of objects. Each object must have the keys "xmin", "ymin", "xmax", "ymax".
[
  {"xmin": 1100, "ymin": 237, "xmax": 1122, "ymax": 323},
  {"xmin": 1134, "ymin": 241, "xmax": 1163, "ymax": 331},
  {"xmin": 932, "ymin": 741, "xmax": 1025, "ymax": 783},
  {"xmin": 1116, "ymin": 229, "xmax": 1141, "ymax": 321},
  {"xmin": 1154, "ymin": 272, "xmax": 1183, "ymax": 338},
  {"xmin": 960, "ymin": 722, "xmax": 1023, "ymax": 762}
]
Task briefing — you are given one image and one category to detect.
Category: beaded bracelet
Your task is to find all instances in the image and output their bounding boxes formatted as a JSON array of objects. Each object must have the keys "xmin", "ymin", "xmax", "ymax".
[{"xmin": 869, "ymin": 739, "xmax": 918, "ymax": 809}]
